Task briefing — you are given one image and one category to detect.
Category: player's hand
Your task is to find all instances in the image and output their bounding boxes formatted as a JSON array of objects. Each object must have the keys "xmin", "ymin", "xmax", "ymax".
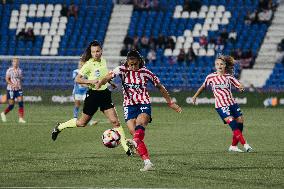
[
  {"xmin": 239, "ymin": 84, "xmax": 245, "ymax": 92},
  {"xmin": 95, "ymin": 80, "xmax": 102, "ymax": 90},
  {"xmin": 168, "ymin": 102, "xmax": 182, "ymax": 113},
  {"xmin": 192, "ymin": 96, "xmax": 197, "ymax": 105}
]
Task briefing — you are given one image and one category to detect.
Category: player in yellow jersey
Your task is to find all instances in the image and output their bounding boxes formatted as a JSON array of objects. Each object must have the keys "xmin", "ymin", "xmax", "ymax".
[{"xmin": 51, "ymin": 40, "xmax": 132, "ymax": 156}]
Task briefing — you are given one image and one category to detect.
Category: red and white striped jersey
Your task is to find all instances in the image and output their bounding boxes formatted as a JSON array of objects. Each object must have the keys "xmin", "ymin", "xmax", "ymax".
[
  {"xmin": 202, "ymin": 72, "xmax": 241, "ymax": 108},
  {"xmin": 110, "ymin": 65, "xmax": 160, "ymax": 106},
  {"xmin": 6, "ymin": 67, "xmax": 23, "ymax": 90}
]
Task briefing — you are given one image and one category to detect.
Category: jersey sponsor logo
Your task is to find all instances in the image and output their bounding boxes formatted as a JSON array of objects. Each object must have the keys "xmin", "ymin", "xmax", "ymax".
[
  {"xmin": 95, "ymin": 70, "xmax": 100, "ymax": 77},
  {"xmin": 140, "ymin": 106, "xmax": 148, "ymax": 112},
  {"xmin": 213, "ymin": 82, "xmax": 230, "ymax": 90},
  {"xmin": 125, "ymin": 83, "xmax": 141, "ymax": 90}
]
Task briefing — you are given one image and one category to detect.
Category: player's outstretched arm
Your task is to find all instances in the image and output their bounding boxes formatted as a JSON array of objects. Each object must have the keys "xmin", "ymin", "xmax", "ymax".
[
  {"xmin": 156, "ymin": 83, "xmax": 182, "ymax": 113},
  {"xmin": 75, "ymin": 74, "xmax": 97, "ymax": 85},
  {"xmin": 95, "ymin": 73, "xmax": 113, "ymax": 90},
  {"xmin": 192, "ymin": 85, "xmax": 205, "ymax": 105}
]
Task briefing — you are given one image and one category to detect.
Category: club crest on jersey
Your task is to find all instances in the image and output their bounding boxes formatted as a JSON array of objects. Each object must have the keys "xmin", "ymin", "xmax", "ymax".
[{"xmin": 95, "ymin": 70, "xmax": 100, "ymax": 77}]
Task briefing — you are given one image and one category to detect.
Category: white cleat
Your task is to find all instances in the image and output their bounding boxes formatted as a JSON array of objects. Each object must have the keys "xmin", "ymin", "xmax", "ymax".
[
  {"xmin": 244, "ymin": 144, "xmax": 253, "ymax": 152},
  {"xmin": 1, "ymin": 112, "xmax": 7, "ymax": 122},
  {"xmin": 140, "ymin": 162, "xmax": 154, "ymax": 172},
  {"xmin": 88, "ymin": 120, "xmax": 98, "ymax": 126},
  {"xmin": 19, "ymin": 118, "xmax": 26, "ymax": 123},
  {"xmin": 228, "ymin": 145, "xmax": 243, "ymax": 152}
]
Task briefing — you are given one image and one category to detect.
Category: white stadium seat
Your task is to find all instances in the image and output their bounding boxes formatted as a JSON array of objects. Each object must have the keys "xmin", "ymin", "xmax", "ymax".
[
  {"xmin": 51, "ymin": 41, "xmax": 59, "ymax": 48},
  {"xmin": 217, "ymin": 5, "xmax": 225, "ymax": 12},
  {"xmin": 199, "ymin": 48, "xmax": 206, "ymax": 56},
  {"xmin": 53, "ymin": 10, "xmax": 61, "ymax": 17},
  {"xmin": 10, "ymin": 16, "xmax": 18, "ymax": 23},
  {"xmin": 54, "ymin": 4, "xmax": 62, "ymax": 11},
  {"xmin": 29, "ymin": 4, "xmax": 37, "ymax": 11},
  {"xmin": 185, "ymin": 36, "xmax": 193, "ymax": 43},
  {"xmin": 57, "ymin": 28, "xmax": 65, "ymax": 36},
  {"xmin": 171, "ymin": 36, "xmax": 176, "ymax": 42},
  {"xmin": 53, "ymin": 35, "xmax": 61, "ymax": 43},
  {"xmin": 50, "ymin": 48, "xmax": 58, "ymax": 55},
  {"xmin": 173, "ymin": 49, "xmax": 180, "ymax": 56},
  {"xmin": 181, "ymin": 11, "xmax": 190, "ymax": 18},
  {"xmin": 38, "ymin": 4, "xmax": 45, "ymax": 12},
  {"xmin": 25, "ymin": 22, "xmax": 33, "ymax": 29},
  {"xmin": 20, "ymin": 11, "xmax": 28, "ymax": 17},
  {"xmin": 18, "ymin": 16, "xmax": 26, "ymax": 23},
  {"xmin": 200, "ymin": 30, "xmax": 208, "ymax": 37},
  {"xmin": 17, "ymin": 23, "xmax": 25, "ymax": 30},
  {"xmin": 213, "ymin": 18, "xmax": 221, "ymax": 24},
  {"xmin": 9, "ymin": 22, "xmax": 17, "ymax": 29},
  {"xmin": 224, "ymin": 11, "xmax": 231, "ymax": 18},
  {"xmin": 45, "ymin": 11, "xmax": 53, "ymax": 17},
  {"xmin": 11, "ymin": 10, "xmax": 19, "ymax": 17},
  {"xmin": 193, "ymin": 23, "xmax": 202, "ymax": 31},
  {"xmin": 21, "ymin": 4, "xmax": 28, "ymax": 11},
  {"xmin": 58, "ymin": 23, "xmax": 66, "ymax": 30},
  {"xmin": 206, "ymin": 11, "xmax": 215, "ymax": 18},
  {"xmin": 164, "ymin": 48, "xmax": 172, "ymax": 56},
  {"xmin": 221, "ymin": 18, "xmax": 229, "ymax": 25},
  {"xmin": 46, "ymin": 4, "xmax": 54, "ymax": 12},
  {"xmin": 198, "ymin": 11, "xmax": 206, "ymax": 19},
  {"xmin": 183, "ymin": 29, "xmax": 192, "ymax": 37},
  {"xmin": 200, "ymin": 5, "xmax": 208, "ymax": 12},
  {"xmin": 41, "ymin": 29, "xmax": 49, "ymax": 36},
  {"xmin": 33, "ymin": 29, "xmax": 40, "ymax": 35},
  {"xmin": 209, "ymin": 5, "xmax": 217, "ymax": 12},
  {"xmin": 184, "ymin": 41, "xmax": 192, "ymax": 49},
  {"xmin": 175, "ymin": 5, "xmax": 183, "ymax": 13},
  {"xmin": 41, "ymin": 48, "xmax": 49, "ymax": 55},
  {"xmin": 192, "ymin": 30, "xmax": 200, "ymax": 37},
  {"xmin": 202, "ymin": 23, "xmax": 211, "ymax": 31},
  {"xmin": 36, "ymin": 11, "xmax": 44, "ymax": 17},
  {"xmin": 189, "ymin": 11, "xmax": 198, "ymax": 18},
  {"xmin": 215, "ymin": 11, "xmax": 223, "ymax": 18},
  {"xmin": 173, "ymin": 11, "xmax": 181, "ymax": 18},
  {"xmin": 210, "ymin": 23, "xmax": 219, "ymax": 31},
  {"xmin": 177, "ymin": 36, "xmax": 185, "ymax": 43},
  {"xmin": 204, "ymin": 18, "xmax": 212, "ymax": 25},
  {"xmin": 43, "ymin": 41, "xmax": 51, "ymax": 48},
  {"xmin": 60, "ymin": 16, "xmax": 68, "ymax": 24},
  {"xmin": 44, "ymin": 35, "xmax": 52, "ymax": 42},
  {"xmin": 34, "ymin": 22, "xmax": 42, "ymax": 29},
  {"xmin": 175, "ymin": 42, "xmax": 183, "ymax": 50},
  {"xmin": 42, "ymin": 23, "xmax": 50, "ymax": 30},
  {"xmin": 49, "ymin": 29, "xmax": 57, "ymax": 36},
  {"xmin": 51, "ymin": 17, "xmax": 60, "ymax": 24},
  {"xmin": 50, "ymin": 23, "xmax": 58, "ymax": 30},
  {"xmin": 28, "ymin": 10, "xmax": 36, "ymax": 17},
  {"xmin": 192, "ymin": 42, "xmax": 200, "ymax": 50}
]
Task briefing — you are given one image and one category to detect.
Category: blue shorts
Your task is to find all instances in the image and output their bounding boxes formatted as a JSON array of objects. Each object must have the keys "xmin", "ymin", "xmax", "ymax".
[
  {"xmin": 7, "ymin": 90, "xmax": 23, "ymax": 100},
  {"xmin": 216, "ymin": 104, "xmax": 243, "ymax": 124},
  {"xmin": 123, "ymin": 104, "xmax": 152, "ymax": 122}
]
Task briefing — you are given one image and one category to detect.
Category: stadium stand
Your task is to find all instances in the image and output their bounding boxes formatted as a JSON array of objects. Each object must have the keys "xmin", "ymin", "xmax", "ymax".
[{"xmin": 0, "ymin": 0, "xmax": 279, "ymax": 89}]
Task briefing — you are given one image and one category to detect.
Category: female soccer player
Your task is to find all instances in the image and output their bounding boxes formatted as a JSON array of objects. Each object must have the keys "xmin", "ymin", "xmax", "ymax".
[
  {"xmin": 96, "ymin": 50, "xmax": 182, "ymax": 171},
  {"xmin": 1, "ymin": 58, "xmax": 26, "ymax": 123},
  {"xmin": 72, "ymin": 61, "xmax": 98, "ymax": 125},
  {"xmin": 51, "ymin": 40, "xmax": 131, "ymax": 156},
  {"xmin": 192, "ymin": 55, "xmax": 252, "ymax": 152}
]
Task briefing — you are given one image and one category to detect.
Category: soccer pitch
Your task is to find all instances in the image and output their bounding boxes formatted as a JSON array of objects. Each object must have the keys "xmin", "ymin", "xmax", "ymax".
[{"xmin": 0, "ymin": 104, "xmax": 283, "ymax": 188}]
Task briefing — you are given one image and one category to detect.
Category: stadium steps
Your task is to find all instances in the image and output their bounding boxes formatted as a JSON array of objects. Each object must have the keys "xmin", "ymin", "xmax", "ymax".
[
  {"xmin": 103, "ymin": 4, "xmax": 133, "ymax": 61},
  {"xmin": 240, "ymin": 68, "xmax": 273, "ymax": 88},
  {"xmin": 254, "ymin": 2, "xmax": 284, "ymax": 69}
]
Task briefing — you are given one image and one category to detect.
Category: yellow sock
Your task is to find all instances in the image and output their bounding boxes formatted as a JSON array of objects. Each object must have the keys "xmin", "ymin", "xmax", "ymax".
[
  {"xmin": 115, "ymin": 126, "xmax": 129, "ymax": 153},
  {"xmin": 58, "ymin": 118, "xmax": 77, "ymax": 131}
]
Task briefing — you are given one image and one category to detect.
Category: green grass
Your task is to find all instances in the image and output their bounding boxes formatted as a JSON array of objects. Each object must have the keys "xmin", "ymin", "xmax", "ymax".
[{"xmin": 0, "ymin": 104, "xmax": 283, "ymax": 188}]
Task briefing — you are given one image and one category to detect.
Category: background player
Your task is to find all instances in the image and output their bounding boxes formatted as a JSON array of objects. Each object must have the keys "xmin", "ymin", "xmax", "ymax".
[
  {"xmin": 96, "ymin": 50, "xmax": 182, "ymax": 171},
  {"xmin": 1, "ymin": 58, "xmax": 26, "ymax": 123},
  {"xmin": 51, "ymin": 40, "xmax": 131, "ymax": 156},
  {"xmin": 192, "ymin": 55, "xmax": 252, "ymax": 152}
]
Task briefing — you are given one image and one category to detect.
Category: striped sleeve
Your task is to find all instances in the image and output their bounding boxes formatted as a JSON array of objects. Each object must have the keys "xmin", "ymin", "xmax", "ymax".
[
  {"xmin": 72, "ymin": 70, "xmax": 77, "ymax": 80},
  {"xmin": 228, "ymin": 75, "xmax": 241, "ymax": 88},
  {"xmin": 145, "ymin": 69, "xmax": 160, "ymax": 86},
  {"xmin": 202, "ymin": 74, "xmax": 210, "ymax": 87},
  {"xmin": 6, "ymin": 68, "xmax": 12, "ymax": 78}
]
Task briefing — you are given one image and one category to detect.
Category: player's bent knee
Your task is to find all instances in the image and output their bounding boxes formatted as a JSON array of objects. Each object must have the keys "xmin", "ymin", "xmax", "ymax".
[{"xmin": 76, "ymin": 120, "xmax": 87, "ymax": 127}]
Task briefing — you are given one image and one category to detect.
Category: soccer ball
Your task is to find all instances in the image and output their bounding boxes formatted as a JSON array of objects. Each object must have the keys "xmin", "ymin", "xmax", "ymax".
[{"xmin": 102, "ymin": 129, "xmax": 121, "ymax": 148}]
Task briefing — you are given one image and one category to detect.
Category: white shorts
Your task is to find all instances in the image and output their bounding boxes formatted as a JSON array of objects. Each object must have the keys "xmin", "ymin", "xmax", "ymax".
[{"xmin": 74, "ymin": 94, "xmax": 86, "ymax": 101}]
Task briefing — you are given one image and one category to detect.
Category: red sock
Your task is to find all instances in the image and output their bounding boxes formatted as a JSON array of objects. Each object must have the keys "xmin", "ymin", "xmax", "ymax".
[
  {"xmin": 4, "ymin": 107, "xmax": 11, "ymax": 114},
  {"xmin": 18, "ymin": 107, "xmax": 24, "ymax": 118},
  {"xmin": 233, "ymin": 129, "xmax": 246, "ymax": 145},
  {"xmin": 133, "ymin": 128, "xmax": 149, "ymax": 160},
  {"xmin": 232, "ymin": 135, "xmax": 239, "ymax": 146}
]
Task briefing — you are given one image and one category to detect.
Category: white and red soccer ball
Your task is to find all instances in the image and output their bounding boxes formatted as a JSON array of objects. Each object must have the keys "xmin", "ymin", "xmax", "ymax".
[{"xmin": 102, "ymin": 129, "xmax": 121, "ymax": 148}]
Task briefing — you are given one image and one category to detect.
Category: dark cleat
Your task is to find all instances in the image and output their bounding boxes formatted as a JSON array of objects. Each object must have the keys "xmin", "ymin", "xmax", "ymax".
[
  {"xmin": 126, "ymin": 149, "xmax": 133, "ymax": 156},
  {"xmin": 51, "ymin": 123, "xmax": 61, "ymax": 141}
]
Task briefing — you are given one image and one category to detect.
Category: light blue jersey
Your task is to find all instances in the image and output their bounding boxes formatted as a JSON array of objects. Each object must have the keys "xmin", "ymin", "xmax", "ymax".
[{"xmin": 72, "ymin": 69, "xmax": 88, "ymax": 96}]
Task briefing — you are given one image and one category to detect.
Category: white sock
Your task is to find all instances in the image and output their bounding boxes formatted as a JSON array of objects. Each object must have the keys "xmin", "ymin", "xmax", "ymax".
[{"xmin": 144, "ymin": 159, "xmax": 151, "ymax": 165}]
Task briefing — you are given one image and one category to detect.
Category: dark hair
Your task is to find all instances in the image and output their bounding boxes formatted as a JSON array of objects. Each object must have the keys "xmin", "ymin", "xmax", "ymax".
[
  {"xmin": 125, "ymin": 49, "xmax": 144, "ymax": 68},
  {"xmin": 217, "ymin": 55, "xmax": 235, "ymax": 75},
  {"xmin": 80, "ymin": 40, "xmax": 102, "ymax": 62}
]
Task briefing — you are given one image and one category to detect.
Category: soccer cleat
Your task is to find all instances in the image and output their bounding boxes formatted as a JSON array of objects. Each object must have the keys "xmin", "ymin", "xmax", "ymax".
[
  {"xmin": 228, "ymin": 145, "xmax": 243, "ymax": 152},
  {"xmin": 140, "ymin": 162, "xmax": 154, "ymax": 172},
  {"xmin": 126, "ymin": 139, "xmax": 136, "ymax": 155},
  {"xmin": 1, "ymin": 112, "xmax": 7, "ymax": 122},
  {"xmin": 18, "ymin": 118, "xmax": 26, "ymax": 123},
  {"xmin": 51, "ymin": 123, "xmax": 61, "ymax": 141},
  {"xmin": 244, "ymin": 144, "xmax": 253, "ymax": 152},
  {"xmin": 88, "ymin": 120, "xmax": 98, "ymax": 126}
]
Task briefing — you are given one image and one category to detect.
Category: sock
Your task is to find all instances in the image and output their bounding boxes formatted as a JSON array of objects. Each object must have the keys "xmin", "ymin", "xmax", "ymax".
[
  {"xmin": 58, "ymin": 118, "xmax": 77, "ymax": 131},
  {"xmin": 73, "ymin": 107, "xmax": 79, "ymax": 118},
  {"xmin": 18, "ymin": 101, "xmax": 24, "ymax": 118},
  {"xmin": 133, "ymin": 125, "xmax": 149, "ymax": 160},
  {"xmin": 233, "ymin": 129, "xmax": 246, "ymax": 145},
  {"xmin": 231, "ymin": 135, "xmax": 239, "ymax": 146},
  {"xmin": 144, "ymin": 159, "xmax": 151, "ymax": 165},
  {"xmin": 115, "ymin": 126, "xmax": 129, "ymax": 153},
  {"xmin": 4, "ymin": 104, "xmax": 14, "ymax": 114},
  {"xmin": 238, "ymin": 122, "xmax": 244, "ymax": 132}
]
